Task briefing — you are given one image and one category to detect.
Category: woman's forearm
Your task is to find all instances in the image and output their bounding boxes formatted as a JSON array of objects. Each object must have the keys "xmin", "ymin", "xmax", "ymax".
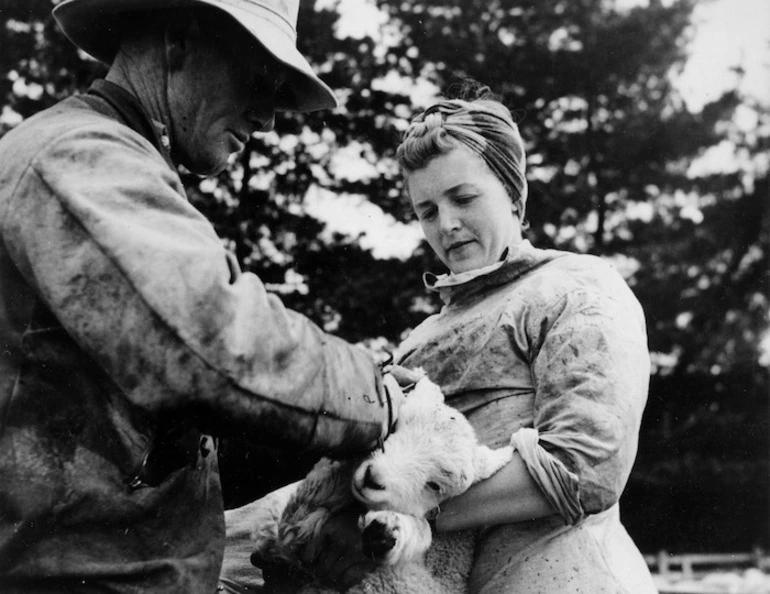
[{"xmin": 435, "ymin": 452, "xmax": 557, "ymax": 532}]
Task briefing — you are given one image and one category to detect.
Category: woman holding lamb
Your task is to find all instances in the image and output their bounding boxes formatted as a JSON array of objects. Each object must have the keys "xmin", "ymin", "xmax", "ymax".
[{"xmin": 392, "ymin": 80, "xmax": 658, "ymax": 593}]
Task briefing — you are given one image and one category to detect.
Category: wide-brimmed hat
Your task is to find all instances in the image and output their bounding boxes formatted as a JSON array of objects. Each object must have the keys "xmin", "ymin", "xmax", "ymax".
[{"xmin": 52, "ymin": 0, "xmax": 338, "ymax": 112}]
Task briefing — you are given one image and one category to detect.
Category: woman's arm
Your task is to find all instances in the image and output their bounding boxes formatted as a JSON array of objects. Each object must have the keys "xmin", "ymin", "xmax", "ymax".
[
  {"xmin": 435, "ymin": 452, "xmax": 556, "ymax": 531},
  {"xmin": 440, "ymin": 265, "xmax": 649, "ymax": 531}
]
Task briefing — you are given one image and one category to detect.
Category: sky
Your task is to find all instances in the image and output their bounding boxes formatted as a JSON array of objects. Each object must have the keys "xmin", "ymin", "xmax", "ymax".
[
  {"xmin": 312, "ymin": 0, "xmax": 770, "ymax": 260},
  {"xmin": 677, "ymin": 0, "xmax": 769, "ymax": 112}
]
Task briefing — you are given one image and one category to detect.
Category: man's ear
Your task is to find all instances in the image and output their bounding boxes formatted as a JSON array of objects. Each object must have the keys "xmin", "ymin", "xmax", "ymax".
[{"xmin": 164, "ymin": 14, "xmax": 199, "ymax": 71}]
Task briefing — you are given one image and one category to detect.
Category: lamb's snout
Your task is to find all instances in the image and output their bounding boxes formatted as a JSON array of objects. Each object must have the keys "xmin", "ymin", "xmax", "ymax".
[
  {"xmin": 353, "ymin": 461, "xmax": 387, "ymax": 500},
  {"xmin": 360, "ymin": 517, "xmax": 396, "ymax": 561},
  {"xmin": 361, "ymin": 463, "xmax": 385, "ymax": 491}
]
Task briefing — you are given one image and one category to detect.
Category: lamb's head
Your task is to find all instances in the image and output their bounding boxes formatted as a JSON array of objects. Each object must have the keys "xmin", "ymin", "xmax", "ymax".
[{"xmin": 351, "ymin": 377, "xmax": 486, "ymax": 518}]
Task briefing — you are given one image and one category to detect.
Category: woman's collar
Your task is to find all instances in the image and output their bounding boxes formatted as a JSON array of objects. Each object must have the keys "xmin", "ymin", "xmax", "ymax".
[
  {"xmin": 424, "ymin": 240, "xmax": 533, "ymax": 290},
  {"xmin": 423, "ymin": 240, "xmax": 566, "ymax": 304}
]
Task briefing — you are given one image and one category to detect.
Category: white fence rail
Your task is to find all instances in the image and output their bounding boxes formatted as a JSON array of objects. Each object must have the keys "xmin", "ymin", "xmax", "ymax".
[
  {"xmin": 645, "ymin": 549, "xmax": 770, "ymax": 594},
  {"xmin": 646, "ymin": 549, "xmax": 770, "ymax": 578}
]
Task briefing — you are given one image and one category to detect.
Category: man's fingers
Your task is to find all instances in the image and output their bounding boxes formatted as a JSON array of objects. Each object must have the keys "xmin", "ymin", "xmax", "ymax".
[
  {"xmin": 382, "ymin": 374, "xmax": 405, "ymax": 401},
  {"xmin": 382, "ymin": 374, "xmax": 405, "ymax": 435},
  {"xmin": 384, "ymin": 364, "xmax": 425, "ymax": 387}
]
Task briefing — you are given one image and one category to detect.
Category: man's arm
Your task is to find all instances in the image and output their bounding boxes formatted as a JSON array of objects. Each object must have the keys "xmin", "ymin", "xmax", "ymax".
[{"xmin": 3, "ymin": 119, "xmax": 392, "ymax": 455}]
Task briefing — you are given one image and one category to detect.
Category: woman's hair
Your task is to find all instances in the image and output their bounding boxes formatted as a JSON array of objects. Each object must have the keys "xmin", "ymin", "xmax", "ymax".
[{"xmin": 396, "ymin": 80, "xmax": 528, "ymax": 222}]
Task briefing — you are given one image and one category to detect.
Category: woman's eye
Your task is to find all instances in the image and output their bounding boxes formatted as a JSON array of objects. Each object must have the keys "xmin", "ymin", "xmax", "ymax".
[
  {"xmin": 419, "ymin": 208, "xmax": 437, "ymax": 221},
  {"xmin": 455, "ymin": 194, "xmax": 476, "ymax": 205},
  {"xmin": 426, "ymin": 481, "xmax": 441, "ymax": 491}
]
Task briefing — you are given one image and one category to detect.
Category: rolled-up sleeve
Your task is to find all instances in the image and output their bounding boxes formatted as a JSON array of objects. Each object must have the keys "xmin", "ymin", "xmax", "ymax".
[
  {"xmin": 1, "ymin": 123, "xmax": 389, "ymax": 455},
  {"xmin": 514, "ymin": 284, "xmax": 650, "ymax": 522}
]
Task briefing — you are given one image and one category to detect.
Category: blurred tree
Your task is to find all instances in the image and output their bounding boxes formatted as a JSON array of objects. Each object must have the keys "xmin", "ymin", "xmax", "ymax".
[
  {"xmin": 0, "ymin": 0, "xmax": 105, "ymax": 130},
  {"xmin": 1, "ymin": 0, "xmax": 767, "ymax": 552}
]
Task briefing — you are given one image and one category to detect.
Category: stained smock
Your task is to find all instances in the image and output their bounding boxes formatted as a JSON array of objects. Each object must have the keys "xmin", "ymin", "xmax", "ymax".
[
  {"xmin": 396, "ymin": 240, "xmax": 657, "ymax": 593},
  {"xmin": 0, "ymin": 81, "xmax": 390, "ymax": 593}
]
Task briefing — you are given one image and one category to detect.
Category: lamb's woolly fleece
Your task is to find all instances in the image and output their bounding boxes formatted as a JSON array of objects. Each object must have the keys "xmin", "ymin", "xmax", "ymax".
[{"xmin": 249, "ymin": 376, "xmax": 513, "ymax": 593}]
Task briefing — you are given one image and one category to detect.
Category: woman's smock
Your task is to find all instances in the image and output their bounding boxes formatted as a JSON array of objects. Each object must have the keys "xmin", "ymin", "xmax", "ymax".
[{"xmin": 396, "ymin": 240, "xmax": 657, "ymax": 593}]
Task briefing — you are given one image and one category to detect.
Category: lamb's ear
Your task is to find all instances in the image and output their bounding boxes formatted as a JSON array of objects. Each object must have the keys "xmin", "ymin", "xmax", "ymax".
[{"xmin": 472, "ymin": 445, "xmax": 514, "ymax": 483}]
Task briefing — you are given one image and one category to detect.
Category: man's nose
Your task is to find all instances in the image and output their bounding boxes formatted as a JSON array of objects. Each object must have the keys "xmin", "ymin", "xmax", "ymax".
[
  {"xmin": 246, "ymin": 107, "xmax": 275, "ymax": 133},
  {"xmin": 247, "ymin": 95, "xmax": 277, "ymax": 133},
  {"xmin": 256, "ymin": 114, "xmax": 275, "ymax": 132}
]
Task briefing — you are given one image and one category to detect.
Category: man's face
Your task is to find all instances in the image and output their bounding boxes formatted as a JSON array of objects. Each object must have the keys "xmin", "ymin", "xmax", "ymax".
[{"xmin": 166, "ymin": 16, "xmax": 286, "ymax": 175}]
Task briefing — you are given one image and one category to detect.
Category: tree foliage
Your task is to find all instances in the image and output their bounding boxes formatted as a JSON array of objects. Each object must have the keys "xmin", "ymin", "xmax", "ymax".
[{"xmin": 1, "ymin": 0, "xmax": 767, "ymax": 552}]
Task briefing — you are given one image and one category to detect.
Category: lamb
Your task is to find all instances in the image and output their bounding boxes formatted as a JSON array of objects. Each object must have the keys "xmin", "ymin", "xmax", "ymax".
[{"xmin": 249, "ymin": 375, "xmax": 514, "ymax": 593}]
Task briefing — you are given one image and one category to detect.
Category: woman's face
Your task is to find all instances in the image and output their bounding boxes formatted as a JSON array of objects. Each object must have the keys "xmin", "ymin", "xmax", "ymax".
[{"xmin": 407, "ymin": 144, "xmax": 522, "ymax": 274}]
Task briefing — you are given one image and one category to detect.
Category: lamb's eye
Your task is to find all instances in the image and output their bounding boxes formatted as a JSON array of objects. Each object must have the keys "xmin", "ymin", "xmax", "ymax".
[{"xmin": 426, "ymin": 481, "xmax": 441, "ymax": 491}]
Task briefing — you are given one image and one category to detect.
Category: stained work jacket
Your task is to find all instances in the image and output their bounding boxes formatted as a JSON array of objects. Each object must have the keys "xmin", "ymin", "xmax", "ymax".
[
  {"xmin": 0, "ymin": 81, "xmax": 390, "ymax": 593},
  {"xmin": 397, "ymin": 240, "xmax": 657, "ymax": 593}
]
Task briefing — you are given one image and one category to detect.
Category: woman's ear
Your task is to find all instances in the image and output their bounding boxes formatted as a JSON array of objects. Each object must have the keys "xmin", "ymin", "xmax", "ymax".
[{"xmin": 512, "ymin": 199, "xmax": 525, "ymax": 222}]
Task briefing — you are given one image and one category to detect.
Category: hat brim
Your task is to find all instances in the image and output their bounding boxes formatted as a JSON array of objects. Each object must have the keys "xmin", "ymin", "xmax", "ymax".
[{"xmin": 52, "ymin": 0, "xmax": 338, "ymax": 112}]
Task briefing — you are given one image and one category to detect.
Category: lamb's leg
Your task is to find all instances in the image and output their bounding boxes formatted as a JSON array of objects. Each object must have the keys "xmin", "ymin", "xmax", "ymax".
[{"xmin": 359, "ymin": 511, "xmax": 432, "ymax": 566}]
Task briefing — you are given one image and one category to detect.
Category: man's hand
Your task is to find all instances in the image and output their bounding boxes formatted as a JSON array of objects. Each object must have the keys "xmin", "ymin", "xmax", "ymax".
[
  {"xmin": 383, "ymin": 364, "xmax": 425, "ymax": 388},
  {"xmin": 298, "ymin": 507, "xmax": 377, "ymax": 591},
  {"xmin": 381, "ymin": 365, "xmax": 425, "ymax": 438}
]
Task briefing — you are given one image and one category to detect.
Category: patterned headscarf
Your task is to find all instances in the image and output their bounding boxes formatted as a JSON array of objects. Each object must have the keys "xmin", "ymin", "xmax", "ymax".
[{"xmin": 397, "ymin": 97, "xmax": 528, "ymax": 221}]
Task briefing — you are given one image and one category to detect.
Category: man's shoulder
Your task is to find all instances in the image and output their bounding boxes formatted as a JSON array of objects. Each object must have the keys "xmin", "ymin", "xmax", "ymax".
[{"xmin": 1, "ymin": 94, "xmax": 153, "ymax": 162}]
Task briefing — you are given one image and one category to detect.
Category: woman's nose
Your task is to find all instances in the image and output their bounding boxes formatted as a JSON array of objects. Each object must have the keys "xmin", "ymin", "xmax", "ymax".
[{"xmin": 438, "ymin": 207, "xmax": 461, "ymax": 233}]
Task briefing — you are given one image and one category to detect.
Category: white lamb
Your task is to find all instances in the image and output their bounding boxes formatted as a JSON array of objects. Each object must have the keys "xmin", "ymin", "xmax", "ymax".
[{"xmin": 249, "ymin": 376, "xmax": 513, "ymax": 593}]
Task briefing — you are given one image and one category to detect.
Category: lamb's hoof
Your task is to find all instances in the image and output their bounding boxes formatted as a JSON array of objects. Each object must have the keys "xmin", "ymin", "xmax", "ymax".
[{"xmin": 360, "ymin": 515, "xmax": 398, "ymax": 562}]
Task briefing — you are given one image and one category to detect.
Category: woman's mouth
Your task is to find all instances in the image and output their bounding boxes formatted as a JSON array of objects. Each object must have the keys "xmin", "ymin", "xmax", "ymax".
[{"xmin": 446, "ymin": 240, "xmax": 474, "ymax": 254}]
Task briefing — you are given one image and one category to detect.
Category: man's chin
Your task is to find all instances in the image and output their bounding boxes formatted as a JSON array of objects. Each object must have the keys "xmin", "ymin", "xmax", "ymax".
[{"xmin": 182, "ymin": 155, "xmax": 231, "ymax": 177}]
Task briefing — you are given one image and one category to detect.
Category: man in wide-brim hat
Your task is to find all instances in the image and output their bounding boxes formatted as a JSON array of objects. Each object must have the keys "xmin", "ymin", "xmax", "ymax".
[{"xmin": 0, "ymin": 1, "xmax": 406, "ymax": 592}]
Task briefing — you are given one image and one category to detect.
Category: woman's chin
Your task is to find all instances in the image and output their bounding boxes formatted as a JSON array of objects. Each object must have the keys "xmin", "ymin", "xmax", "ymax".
[{"xmin": 448, "ymin": 257, "xmax": 484, "ymax": 275}]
